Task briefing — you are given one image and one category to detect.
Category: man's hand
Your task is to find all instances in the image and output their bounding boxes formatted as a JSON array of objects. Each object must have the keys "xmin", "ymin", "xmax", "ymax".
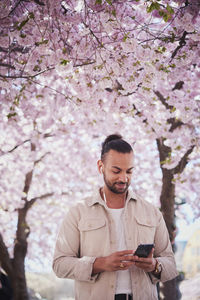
[
  {"xmin": 92, "ymin": 250, "xmax": 135, "ymax": 275},
  {"xmin": 133, "ymin": 248, "xmax": 156, "ymax": 272}
]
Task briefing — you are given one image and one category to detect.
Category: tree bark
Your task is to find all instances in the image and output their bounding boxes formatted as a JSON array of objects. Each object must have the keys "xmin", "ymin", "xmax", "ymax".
[
  {"xmin": 159, "ymin": 168, "xmax": 176, "ymax": 241},
  {"xmin": 156, "ymin": 138, "xmax": 178, "ymax": 300},
  {"xmin": 156, "ymin": 138, "xmax": 176, "ymax": 241},
  {"xmin": 12, "ymin": 206, "xmax": 30, "ymax": 300},
  {"xmin": 0, "ymin": 206, "xmax": 30, "ymax": 300},
  {"xmin": 156, "ymin": 138, "xmax": 194, "ymax": 300},
  {"xmin": 0, "ymin": 191, "xmax": 54, "ymax": 299}
]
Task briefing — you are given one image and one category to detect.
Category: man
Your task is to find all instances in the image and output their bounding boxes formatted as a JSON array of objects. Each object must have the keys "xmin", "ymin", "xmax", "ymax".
[{"xmin": 52, "ymin": 134, "xmax": 178, "ymax": 300}]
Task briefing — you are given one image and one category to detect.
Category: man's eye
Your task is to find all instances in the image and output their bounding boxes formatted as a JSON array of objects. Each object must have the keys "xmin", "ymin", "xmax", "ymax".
[
  {"xmin": 113, "ymin": 171, "xmax": 120, "ymax": 174},
  {"xmin": 127, "ymin": 171, "xmax": 132, "ymax": 174}
]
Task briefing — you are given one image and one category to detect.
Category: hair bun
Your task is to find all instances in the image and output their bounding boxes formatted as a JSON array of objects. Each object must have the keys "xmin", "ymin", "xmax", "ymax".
[
  {"xmin": 101, "ymin": 133, "xmax": 132, "ymax": 160},
  {"xmin": 103, "ymin": 134, "xmax": 122, "ymax": 146}
]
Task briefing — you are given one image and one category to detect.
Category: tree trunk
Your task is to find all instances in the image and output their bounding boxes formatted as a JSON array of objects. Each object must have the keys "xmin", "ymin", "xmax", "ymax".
[
  {"xmin": 156, "ymin": 138, "xmax": 178, "ymax": 300},
  {"xmin": 160, "ymin": 168, "xmax": 176, "ymax": 242},
  {"xmin": 0, "ymin": 144, "xmax": 54, "ymax": 299},
  {"xmin": 11, "ymin": 207, "xmax": 30, "ymax": 300},
  {"xmin": 156, "ymin": 138, "xmax": 176, "ymax": 242},
  {"xmin": 0, "ymin": 207, "xmax": 30, "ymax": 300},
  {"xmin": 159, "ymin": 168, "xmax": 177, "ymax": 300},
  {"xmin": 11, "ymin": 265, "xmax": 29, "ymax": 300},
  {"xmin": 157, "ymin": 138, "xmax": 194, "ymax": 300}
]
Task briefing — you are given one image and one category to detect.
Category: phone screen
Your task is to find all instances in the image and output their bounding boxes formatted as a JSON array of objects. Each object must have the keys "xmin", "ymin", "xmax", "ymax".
[{"xmin": 134, "ymin": 244, "xmax": 154, "ymax": 258}]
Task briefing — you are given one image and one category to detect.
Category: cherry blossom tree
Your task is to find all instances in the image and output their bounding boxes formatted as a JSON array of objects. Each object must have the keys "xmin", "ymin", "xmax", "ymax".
[{"xmin": 0, "ymin": 0, "xmax": 199, "ymax": 299}]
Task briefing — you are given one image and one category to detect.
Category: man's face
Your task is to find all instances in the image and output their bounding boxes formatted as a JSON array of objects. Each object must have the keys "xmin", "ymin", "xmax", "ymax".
[{"xmin": 102, "ymin": 150, "xmax": 134, "ymax": 194}]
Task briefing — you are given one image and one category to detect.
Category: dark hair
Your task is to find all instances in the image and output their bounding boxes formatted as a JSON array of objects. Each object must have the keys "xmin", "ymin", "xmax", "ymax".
[{"xmin": 101, "ymin": 134, "xmax": 133, "ymax": 161}]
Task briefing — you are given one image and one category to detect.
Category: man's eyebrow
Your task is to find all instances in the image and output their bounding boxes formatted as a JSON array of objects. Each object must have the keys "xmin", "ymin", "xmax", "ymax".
[
  {"xmin": 111, "ymin": 166, "xmax": 134, "ymax": 171},
  {"xmin": 111, "ymin": 166, "xmax": 121, "ymax": 170}
]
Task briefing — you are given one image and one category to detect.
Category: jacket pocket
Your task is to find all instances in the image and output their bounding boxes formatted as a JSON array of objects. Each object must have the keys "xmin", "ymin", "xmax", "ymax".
[
  {"xmin": 135, "ymin": 217, "xmax": 156, "ymax": 244},
  {"xmin": 78, "ymin": 218, "xmax": 106, "ymax": 231},
  {"xmin": 78, "ymin": 218, "xmax": 107, "ymax": 257}
]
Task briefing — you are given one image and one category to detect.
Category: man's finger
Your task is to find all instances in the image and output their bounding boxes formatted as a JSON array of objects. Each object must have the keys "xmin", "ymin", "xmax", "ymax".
[
  {"xmin": 118, "ymin": 261, "xmax": 135, "ymax": 270},
  {"xmin": 117, "ymin": 250, "xmax": 134, "ymax": 256},
  {"xmin": 121, "ymin": 255, "xmax": 135, "ymax": 262},
  {"xmin": 148, "ymin": 248, "xmax": 154, "ymax": 258},
  {"xmin": 132, "ymin": 256, "xmax": 154, "ymax": 265}
]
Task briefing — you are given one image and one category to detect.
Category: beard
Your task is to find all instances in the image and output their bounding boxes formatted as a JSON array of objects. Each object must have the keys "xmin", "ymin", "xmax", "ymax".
[{"xmin": 103, "ymin": 173, "xmax": 130, "ymax": 194}]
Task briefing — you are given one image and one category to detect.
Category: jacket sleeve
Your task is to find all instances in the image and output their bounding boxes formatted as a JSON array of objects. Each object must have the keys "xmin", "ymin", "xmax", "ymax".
[
  {"xmin": 52, "ymin": 206, "xmax": 99, "ymax": 282},
  {"xmin": 149, "ymin": 210, "xmax": 179, "ymax": 284}
]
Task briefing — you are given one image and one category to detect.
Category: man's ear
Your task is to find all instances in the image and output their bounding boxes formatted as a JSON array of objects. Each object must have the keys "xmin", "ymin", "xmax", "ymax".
[{"xmin": 97, "ymin": 160, "xmax": 103, "ymax": 174}]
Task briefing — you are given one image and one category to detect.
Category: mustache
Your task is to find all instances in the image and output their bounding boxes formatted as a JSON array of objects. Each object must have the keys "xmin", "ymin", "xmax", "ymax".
[{"xmin": 115, "ymin": 181, "xmax": 128, "ymax": 185}]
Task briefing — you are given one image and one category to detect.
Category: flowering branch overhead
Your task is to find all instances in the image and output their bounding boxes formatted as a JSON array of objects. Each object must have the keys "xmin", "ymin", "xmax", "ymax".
[{"xmin": 0, "ymin": 3, "xmax": 199, "ymax": 296}]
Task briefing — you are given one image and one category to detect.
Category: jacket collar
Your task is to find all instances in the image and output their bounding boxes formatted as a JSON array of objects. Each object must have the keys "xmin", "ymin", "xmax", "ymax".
[{"xmin": 86, "ymin": 186, "xmax": 138, "ymax": 207}]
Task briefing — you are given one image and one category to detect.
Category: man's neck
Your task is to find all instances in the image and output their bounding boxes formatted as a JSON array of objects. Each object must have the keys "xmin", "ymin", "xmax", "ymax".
[{"xmin": 102, "ymin": 186, "xmax": 127, "ymax": 209}]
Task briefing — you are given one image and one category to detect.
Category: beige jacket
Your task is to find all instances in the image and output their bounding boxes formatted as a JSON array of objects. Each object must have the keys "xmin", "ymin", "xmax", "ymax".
[{"xmin": 52, "ymin": 188, "xmax": 178, "ymax": 300}]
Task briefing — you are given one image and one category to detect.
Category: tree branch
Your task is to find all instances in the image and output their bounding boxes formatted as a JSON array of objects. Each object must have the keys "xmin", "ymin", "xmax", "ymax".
[
  {"xmin": 157, "ymin": 138, "xmax": 195, "ymax": 174},
  {"xmin": 34, "ymin": 152, "xmax": 50, "ymax": 165},
  {"xmin": 0, "ymin": 134, "xmax": 54, "ymax": 157},
  {"xmin": 33, "ymin": 0, "xmax": 45, "ymax": 6},
  {"xmin": 0, "ymin": 67, "xmax": 54, "ymax": 79},
  {"xmin": 23, "ymin": 170, "xmax": 34, "ymax": 195},
  {"xmin": 29, "ymin": 78, "xmax": 74, "ymax": 101},
  {"xmin": 168, "ymin": 118, "xmax": 184, "ymax": 132},
  {"xmin": 0, "ymin": 139, "xmax": 31, "ymax": 157},
  {"xmin": 156, "ymin": 137, "xmax": 171, "ymax": 167},
  {"xmin": 154, "ymin": 90, "xmax": 185, "ymax": 132},
  {"xmin": 173, "ymin": 145, "xmax": 195, "ymax": 174},
  {"xmin": 172, "ymin": 80, "xmax": 184, "ymax": 91},
  {"xmin": 0, "ymin": 0, "xmax": 22, "ymax": 19},
  {"xmin": 83, "ymin": 22, "xmax": 103, "ymax": 47},
  {"xmin": 23, "ymin": 193, "xmax": 54, "ymax": 211},
  {"xmin": 0, "ymin": 0, "xmax": 45, "ymax": 20},
  {"xmin": 22, "ymin": 151, "xmax": 50, "ymax": 199},
  {"xmin": 74, "ymin": 60, "xmax": 95, "ymax": 67},
  {"xmin": 28, "ymin": 192, "xmax": 54, "ymax": 205},
  {"xmin": 25, "ymin": 191, "xmax": 69, "ymax": 210},
  {"xmin": 0, "ymin": 63, "xmax": 16, "ymax": 70},
  {"xmin": 0, "ymin": 46, "xmax": 30, "ymax": 54},
  {"xmin": 154, "ymin": 90, "xmax": 173, "ymax": 110},
  {"xmin": 170, "ymin": 31, "xmax": 188, "ymax": 61}
]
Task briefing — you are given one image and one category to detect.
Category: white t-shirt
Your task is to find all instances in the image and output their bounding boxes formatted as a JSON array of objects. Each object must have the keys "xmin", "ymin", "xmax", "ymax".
[{"xmin": 107, "ymin": 207, "xmax": 132, "ymax": 294}]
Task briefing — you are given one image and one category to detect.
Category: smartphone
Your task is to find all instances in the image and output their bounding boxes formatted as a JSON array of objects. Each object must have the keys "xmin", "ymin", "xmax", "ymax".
[{"xmin": 134, "ymin": 244, "xmax": 154, "ymax": 258}]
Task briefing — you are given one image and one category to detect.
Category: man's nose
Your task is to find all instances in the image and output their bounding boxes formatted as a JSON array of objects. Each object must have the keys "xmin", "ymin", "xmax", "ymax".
[{"xmin": 118, "ymin": 173, "xmax": 128, "ymax": 183}]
